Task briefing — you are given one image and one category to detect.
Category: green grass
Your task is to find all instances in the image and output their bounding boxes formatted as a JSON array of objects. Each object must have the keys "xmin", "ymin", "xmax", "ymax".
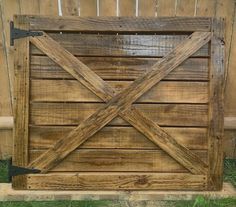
[
  {"xmin": 224, "ymin": 159, "xmax": 236, "ymax": 188},
  {"xmin": 0, "ymin": 160, "xmax": 9, "ymax": 183}
]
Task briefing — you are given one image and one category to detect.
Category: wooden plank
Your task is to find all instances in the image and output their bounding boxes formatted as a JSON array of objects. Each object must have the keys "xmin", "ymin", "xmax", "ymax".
[
  {"xmin": 119, "ymin": 0, "xmax": 136, "ymax": 16},
  {"xmin": 0, "ymin": 129, "xmax": 13, "ymax": 160},
  {"xmin": 224, "ymin": 130, "xmax": 236, "ymax": 158},
  {"xmin": 31, "ymin": 34, "xmax": 209, "ymax": 57},
  {"xmin": 195, "ymin": 0, "xmax": 216, "ymax": 17},
  {"xmin": 156, "ymin": 0, "xmax": 176, "ymax": 16},
  {"xmin": 208, "ymin": 18, "xmax": 224, "ymax": 190},
  {"xmin": 224, "ymin": 117, "xmax": 236, "ymax": 130},
  {"xmin": 23, "ymin": 15, "xmax": 212, "ymax": 32},
  {"xmin": 29, "ymin": 149, "xmax": 207, "ymax": 172},
  {"xmin": 79, "ymin": 0, "xmax": 97, "ymax": 16},
  {"xmin": 175, "ymin": 0, "xmax": 195, "ymax": 16},
  {"xmin": 99, "ymin": 0, "xmax": 117, "ymax": 16},
  {"xmin": 61, "ymin": 0, "xmax": 80, "ymax": 16},
  {"xmin": 30, "ymin": 103, "xmax": 208, "ymax": 126},
  {"xmin": 0, "ymin": 116, "xmax": 13, "ymax": 129},
  {"xmin": 30, "ymin": 80, "xmax": 208, "ymax": 103},
  {"xmin": 138, "ymin": 0, "xmax": 156, "ymax": 17},
  {"xmin": 30, "ymin": 56, "xmax": 209, "ymax": 80},
  {"xmin": 224, "ymin": 2, "xmax": 236, "ymax": 117},
  {"xmin": 12, "ymin": 15, "xmax": 30, "ymax": 189},
  {"xmin": 29, "ymin": 126, "xmax": 208, "ymax": 150},
  {"xmin": 39, "ymin": 0, "xmax": 58, "ymax": 15},
  {"xmin": 26, "ymin": 173, "xmax": 207, "ymax": 190},
  {"xmin": 29, "ymin": 32, "xmax": 211, "ymax": 174}
]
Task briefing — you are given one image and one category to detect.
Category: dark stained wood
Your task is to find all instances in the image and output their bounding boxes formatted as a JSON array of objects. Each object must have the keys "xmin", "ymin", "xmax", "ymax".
[
  {"xmin": 207, "ymin": 18, "xmax": 225, "ymax": 190},
  {"xmin": 30, "ymin": 103, "xmax": 208, "ymax": 126},
  {"xmin": 31, "ymin": 33, "xmax": 209, "ymax": 57},
  {"xmin": 29, "ymin": 126, "xmax": 208, "ymax": 150},
  {"xmin": 30, "ymin": 56, "xmax": 209, "ymax": 81},
  {"xmin": 30, "ymin": 80, "xmax": 209, "ymax": 103},
  {"xmin": 28, "ymin": 32, "xmax": 211, "ymax": 174},
  {"xmin": 26, "ymin": 173, "xmax": 207, "ymax": 190},
  {"xmin": 29, "ymin": 149, "xmax": 207, "ymax": 172},
  {"xmin": 12, "ymin": 15, "xmax": 30, "ymax": 189},
  {"xmin": 21, "ymin": 15, "xmax": 212, "ymax": 32}
]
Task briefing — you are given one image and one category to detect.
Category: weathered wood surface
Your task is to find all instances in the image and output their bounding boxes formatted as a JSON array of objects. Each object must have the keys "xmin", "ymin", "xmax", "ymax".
[
  {"xmin": 29, "ymin": 149, "xmax": 207, "ymax": 172},
  {"xmin": 30, "ymin": 103, "xmax": 208, "ymax": 126},
  {"xmin": 31, "ymin": 34, "xmax": 209, "ymax": 57},
  {"xmin": 29, "ymin": 126, "xmax": 208, "ymax": 150},
  {"xmin": 12, "ymin": 15, "xmax": 30, "ymax": 189},
  {"xmin": 207, "ymin": 18, "xmax": 225, "ymax": 190},
  {"xmin": 28, "ymin": 31, "xmax": 210, "ymax": 174},
  {"xmin": 23, "ymin": 15, "xmax": 212, "ymax": 32},
  {"xmin": 30, "ymin": 56, "xmax": 209, "ymax": 80},
  {"xmin": 26, "ymin": 173, "xmax": 207, "ymax": 190},
  {"xmin": 31, "ymin": 80, "xmax": 208, "ymax": 103}
]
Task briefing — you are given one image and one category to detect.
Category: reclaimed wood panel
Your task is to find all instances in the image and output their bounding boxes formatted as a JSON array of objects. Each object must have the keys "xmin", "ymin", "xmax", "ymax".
[
  {"xmin": 25, "ymin": 16, "xmax": 212, "ymax": 32},
  {"xmin": 156, "ymin": 0, "xmax": 176, "ymax": 16},
  {"xmin": 176, "ymin": 0, "xmax": 195, "ymax": 16},
  {"xmin": 26, "ymin": 173, "xmax": 207, "ymax": 190},
  {"xmin": 29, "ymin": 126, "xmax": 208, "ymax": 150},
  {"xmin": 30, "ymin": 56, "xmax": 209, "ymax": 80},
  {"xmin": 30, "ymin": 80, "xmax": 208, "ymax": 103},
  {"xmin": 29, "ymin": 149, "xmax": 207, "ymax": 172},
  {"xmin": 30, "ymin": 103, "xmax": 208, "ymax": 126},
  {"xmin": 61, "ymin": 0, "xmax": 80, "ymax": 16},
  {"xmin": 31, "ymin": 34, "xmax": 209, "ymax": 57}
]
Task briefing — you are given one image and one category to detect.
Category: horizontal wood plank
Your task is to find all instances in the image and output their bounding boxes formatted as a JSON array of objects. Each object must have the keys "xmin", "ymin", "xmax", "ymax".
[
  {"xmin": 30, "ymin": 103, "xmax": 208, "ymax": 126},
  {"xmin": 23, "ymin": 15, "xmax": 212, "ymax": 32},
  {"xmin": 31, "ymin": 34, "xmax": 209, "ymax": 57},
  {"xmin": 30, "ymin": 56, "xmax": 209, "ymax": 80},
  {"xmin": 29, "ymin": 126, "xmax": 208, "ymax": 150},
  {"xmin": 29, "ymin": 149, "xmax": 207, "ymax": 172},
  {"xmin": 26, "ymin": 173, "xmax": 207, "ymax": 190},
  {"xmin": 30, "ymin": 80, "xmax": 209, "ymax": 103}
]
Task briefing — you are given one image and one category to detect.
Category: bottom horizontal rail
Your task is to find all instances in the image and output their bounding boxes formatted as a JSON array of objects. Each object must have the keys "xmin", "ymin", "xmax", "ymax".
[{"xmin": 14, "ymin": 173, "xmax": 208, "ymax": 190}]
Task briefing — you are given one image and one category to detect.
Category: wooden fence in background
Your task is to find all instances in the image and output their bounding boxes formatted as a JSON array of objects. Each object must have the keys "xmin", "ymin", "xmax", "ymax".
[{"xmin": 0, "ymin": 0, "xmax": 236, "ymax": 159}]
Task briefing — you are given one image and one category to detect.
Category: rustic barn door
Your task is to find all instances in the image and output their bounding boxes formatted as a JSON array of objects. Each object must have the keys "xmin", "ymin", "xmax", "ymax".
[{"xmin": 13, "ymin": 15, "xmax": 224, "ymax": 190}]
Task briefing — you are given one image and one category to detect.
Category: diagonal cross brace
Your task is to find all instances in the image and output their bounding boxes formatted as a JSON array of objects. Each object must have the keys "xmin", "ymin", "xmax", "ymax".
[{"xmin": 28, "ymin": 32, "xmax": 212, "ymax": 174}]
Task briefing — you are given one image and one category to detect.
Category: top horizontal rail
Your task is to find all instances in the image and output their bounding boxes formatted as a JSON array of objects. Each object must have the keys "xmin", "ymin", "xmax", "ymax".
[{"xmin": 15, "ymin": 15, "xmax": 212, "ymax": 32}]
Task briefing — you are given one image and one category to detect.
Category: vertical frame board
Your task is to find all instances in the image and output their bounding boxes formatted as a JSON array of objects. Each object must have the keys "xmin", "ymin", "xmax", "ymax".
[
  {"xmin": 12, "ymin": 15, "xmax": 30, "ymax": 189},
  {"xmin": 208, "ymin": 18, "xmax": 225, "ymax": 190}
]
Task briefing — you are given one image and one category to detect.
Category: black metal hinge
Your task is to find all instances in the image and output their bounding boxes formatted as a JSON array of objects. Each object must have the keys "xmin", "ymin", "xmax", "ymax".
[
  {"xmin": 10, "ymin": 21, "xmax": 43, "ymax": 46},
  {"xmin": 8, "ymin": 159, "xmax": 41, "ymax": 181}
]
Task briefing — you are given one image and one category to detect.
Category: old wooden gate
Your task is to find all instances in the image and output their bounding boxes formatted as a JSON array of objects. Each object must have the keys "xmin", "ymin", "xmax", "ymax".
[{"xmin": 13, "ymin": 15, "xmax": 224, "ymax": 190}]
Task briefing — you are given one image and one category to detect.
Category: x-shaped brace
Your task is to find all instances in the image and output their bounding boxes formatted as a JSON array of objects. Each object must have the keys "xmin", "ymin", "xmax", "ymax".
[{"xmin": 28, "ymin": 31, "xmax": 212, "ymax": 175}]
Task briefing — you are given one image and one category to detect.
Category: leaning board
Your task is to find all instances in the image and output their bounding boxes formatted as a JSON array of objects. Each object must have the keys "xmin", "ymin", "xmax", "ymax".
[{"xmin": 13, "ymin": 16, "xmax": 224, "ymax": 190}]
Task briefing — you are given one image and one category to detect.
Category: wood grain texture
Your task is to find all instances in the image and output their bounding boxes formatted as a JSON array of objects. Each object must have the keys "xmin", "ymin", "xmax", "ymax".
[
  {"xmin": 26, "ymin": 173, "xmax": 207, "ymax": 190},
  {"xmin": 176, "ymin": 0, "xmax": 195, "ymax": 16},
  {"xmin": 30, "ymin": 80, "xmax": 208, "ymax": 103},
  {"xmin": 119, "ymin": 0, "xmax": 136, "ymax": 16},
  {"xmin": 61, "ymin": 0, "xmax": 79, "ymax": 16},
  {"xmin": 23, "ymin": 15, "xmax": 212, "ymax": 32},
  {"xmin": 208, "ymin": 18, "xmax": 224, "ymax": 190},
  {"xmin": 12, "ymin": 15, "xmax": 30, "ymax": 189},
  {"xmin": 30, "ymin": 56, "xmax": 209, "ymax": 80},
  {"xmin": 29, "ymin": 32, "xmax": 210, "ymax": 174},
  {"xmin": 30, "ymin": 103, "xmax": 208, "ymax": 126},
  {"xmin": 138, "ymin": 0, "xmax": 157, "ymax": 17},
  {"xmin": 195, "ymin": 0, "xmax": 216, "ymax": 17},
  {"xmin": 156, "ymin": 0, "xmax": 176, "ymax": 16},
  {"xmin": 29, "ymin": 126, "xmax": 208, "ymax": 150},
  {"xmin": 79, "ymin": 0, "xmax": 97, "ymax": 16},
  {"xmin": 31, "ymin": 33, "xmax": 209, "ymax": 57},
  {"xmin": 99, "ymin": 0, "xmax": 117, "ymax": 16},
  {"xmin": 29, "ymin": 149, "xmax": 207, "ymax": 172}
]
